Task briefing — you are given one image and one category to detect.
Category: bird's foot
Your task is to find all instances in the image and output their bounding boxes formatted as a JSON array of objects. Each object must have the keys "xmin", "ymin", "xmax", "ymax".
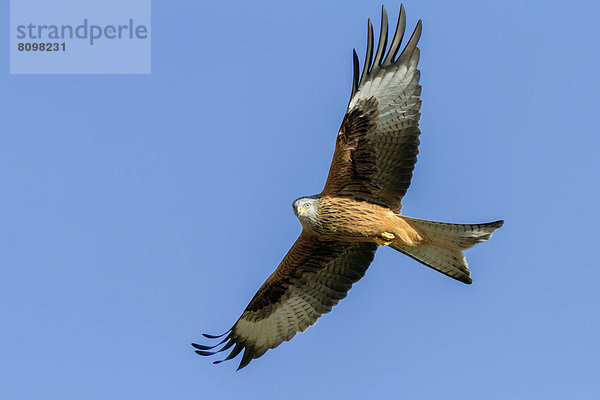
[{"xmin": 375, "ymin": 232, "xmax": 395, "ymax": 246}]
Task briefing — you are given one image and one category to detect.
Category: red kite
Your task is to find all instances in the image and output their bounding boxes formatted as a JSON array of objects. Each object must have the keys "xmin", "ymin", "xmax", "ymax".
[{"xmin": 193, "ymin": 5, "xmax": 503, "ymax": 370}]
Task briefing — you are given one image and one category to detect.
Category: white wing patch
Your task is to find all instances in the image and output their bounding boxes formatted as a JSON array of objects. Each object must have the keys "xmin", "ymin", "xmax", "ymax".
[{"xmin": 349, "ymin": 49, "xmax": 421, "ymax": 132}]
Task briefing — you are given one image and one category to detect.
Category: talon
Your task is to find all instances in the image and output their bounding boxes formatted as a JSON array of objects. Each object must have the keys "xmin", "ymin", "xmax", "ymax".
[
  {"xmin": 375, "ymin": 232, "xmax": 395, "ymax": 246},
  {"xmin": 374, "ymin": 237, "xmax": 387, "ymax": 246},
  {"xmin": 381, "ymin": 232, "xmax": 395, "ymax": 241}
]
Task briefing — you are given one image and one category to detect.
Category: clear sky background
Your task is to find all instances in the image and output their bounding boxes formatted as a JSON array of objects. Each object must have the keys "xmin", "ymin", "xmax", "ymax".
[{"xmin": 2, "ymin": 1, "xmax": 600, "ymax": 399}]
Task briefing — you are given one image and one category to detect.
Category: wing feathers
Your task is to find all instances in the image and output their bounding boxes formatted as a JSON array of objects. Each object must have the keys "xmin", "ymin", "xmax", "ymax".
[
  {"xmin": 359, "ymin": 19, "xmax": 374, "ymax": 85},
  {"xmin": 351, "ymin": 49, "xmax": 360, "ymax": 96},
  {"xmin": 238, "ymin": 349, "xmax": 254, "ymax": 370},
  {"xmin": 201, "ymin": 331, "xmax": 229, "ymax": 339},
  {"xmin": 371, "ymin": 6, "xmax": 389, "ymax": 70},
  {"xmin": 397, "ymin": 19, "xmax": 422, "ymax": 65},
  {"xmin": 382, "ymin": 4, "xmax": 406, "ymax": 66},
  {"xmin": 323, "ymin": 6, "xmax": 423, "ymax": 212},
  {"xmin": 193, "ymin": 232, "xmax": 377, "ymax": 369}
]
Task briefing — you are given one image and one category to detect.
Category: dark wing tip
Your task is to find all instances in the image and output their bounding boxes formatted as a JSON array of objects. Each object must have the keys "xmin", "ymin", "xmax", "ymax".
[
  {"xmin": 236, "ymin": 348, "xmax": 254, "ymax": 371},
  {"xmin": 351, "ymin": 5, "xmax": 421, "ymax": 100},
  {"xmin": 202, "ymin": 330, "xmax": 230, "ymax": 339},
  {"xmin": 396, "ymin": 18, "xmax": 422, "ymax": 66},
  {"xmin": 415, "ymin": 19, "xmax": 423, "ymax": 39},
  {"xmin": 383, "ymin": 3, "xmax": 407, "ymax": 65},
  {"xmin": 351, "ymin": 49, "xmax": 360, "ymax": 96},
  {"xmin": 191, "ymin": 343, "xmax": 213, "ymax": 350},
  {"xmin": 359, "ymin": 19, "xmax": 374, "ymax": 85},
  {"xmin": 194, "ymin": 333, "xmax": 249, "ymax": 368},
  {"xmin": 492, "ymin": 220, "xmax": 505, "ymax": 229},
  {"xmin": 195, "ymin": 350, "xmax": 219, "ymax": 356},
  {"xmin": 191, "ymin": 338, "xmax": 228, "ymax": 351},
  {"xmin": 371, "ymin": 5, "xmax": 389, "ymax": 70}
]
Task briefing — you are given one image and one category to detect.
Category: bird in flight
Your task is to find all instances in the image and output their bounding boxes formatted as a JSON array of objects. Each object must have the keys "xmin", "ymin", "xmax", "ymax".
[{"xmin": 193, "ymin": 4, "xmax": 503, "ymax": 370}]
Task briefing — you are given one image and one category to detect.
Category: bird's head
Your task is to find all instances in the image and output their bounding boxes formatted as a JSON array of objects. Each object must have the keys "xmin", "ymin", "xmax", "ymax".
[{"xmin": 292, "ymin": 196, "xmax": 319, "ymax": 223}]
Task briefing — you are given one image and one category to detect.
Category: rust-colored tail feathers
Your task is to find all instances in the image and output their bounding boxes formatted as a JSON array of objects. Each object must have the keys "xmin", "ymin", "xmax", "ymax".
[{"xmin": 392, "ymin": 218, "xmax": 503, "ymax": 284}]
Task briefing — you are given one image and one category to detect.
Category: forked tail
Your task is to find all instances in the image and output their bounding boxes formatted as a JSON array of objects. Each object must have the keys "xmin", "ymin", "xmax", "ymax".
[{"xmin": 392, "ymin": 217, "xmax": 504, "ymax": 284}]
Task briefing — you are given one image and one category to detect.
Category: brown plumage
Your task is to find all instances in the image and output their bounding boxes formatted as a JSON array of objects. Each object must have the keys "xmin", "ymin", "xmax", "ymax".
[{"xmin": 193, "ymin": 4, "xmax": 503, "ymax": 370}]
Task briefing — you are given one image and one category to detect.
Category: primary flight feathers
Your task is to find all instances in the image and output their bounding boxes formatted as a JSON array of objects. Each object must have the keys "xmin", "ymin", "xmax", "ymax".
[{"xmin": 194, "ymin": 5, "xmax": 502, "ymax": 370}]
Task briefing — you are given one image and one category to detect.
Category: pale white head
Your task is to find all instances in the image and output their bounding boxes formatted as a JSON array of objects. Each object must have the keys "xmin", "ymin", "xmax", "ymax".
[{"xmin": 292, "ymin": 196, "xmax": 320, "ymax": 227}]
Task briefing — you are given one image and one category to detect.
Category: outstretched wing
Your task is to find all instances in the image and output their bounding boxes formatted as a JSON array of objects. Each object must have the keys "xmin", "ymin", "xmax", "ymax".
[
  {"xmin": 322, "ymin": 5, "xmax": 423, "ymax": 212},
  {"xmin": 193, "ymin": 231, "xmax": 377, "ymax": 370}
]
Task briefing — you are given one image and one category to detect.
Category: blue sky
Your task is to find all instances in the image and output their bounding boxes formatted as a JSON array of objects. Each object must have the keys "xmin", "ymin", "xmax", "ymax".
[{"xmin": 2, "ymin": 1, "xmax": 600, "ymax": 399}]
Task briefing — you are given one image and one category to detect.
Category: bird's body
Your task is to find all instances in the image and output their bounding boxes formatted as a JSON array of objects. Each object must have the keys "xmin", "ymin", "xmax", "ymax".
[
  {"xmin": 295, "ymin": 196, "xmax": 424, "ymax": 247},
  {"xmin": 194, "ymin": 4, "xmax": 503, "ymax": 370}
]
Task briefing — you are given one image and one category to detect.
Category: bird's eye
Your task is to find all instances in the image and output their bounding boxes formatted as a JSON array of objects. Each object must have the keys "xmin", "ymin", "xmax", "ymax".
[{"xmin": 304, "ymin": 203, "xmax": 311, "ymax": 209}]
